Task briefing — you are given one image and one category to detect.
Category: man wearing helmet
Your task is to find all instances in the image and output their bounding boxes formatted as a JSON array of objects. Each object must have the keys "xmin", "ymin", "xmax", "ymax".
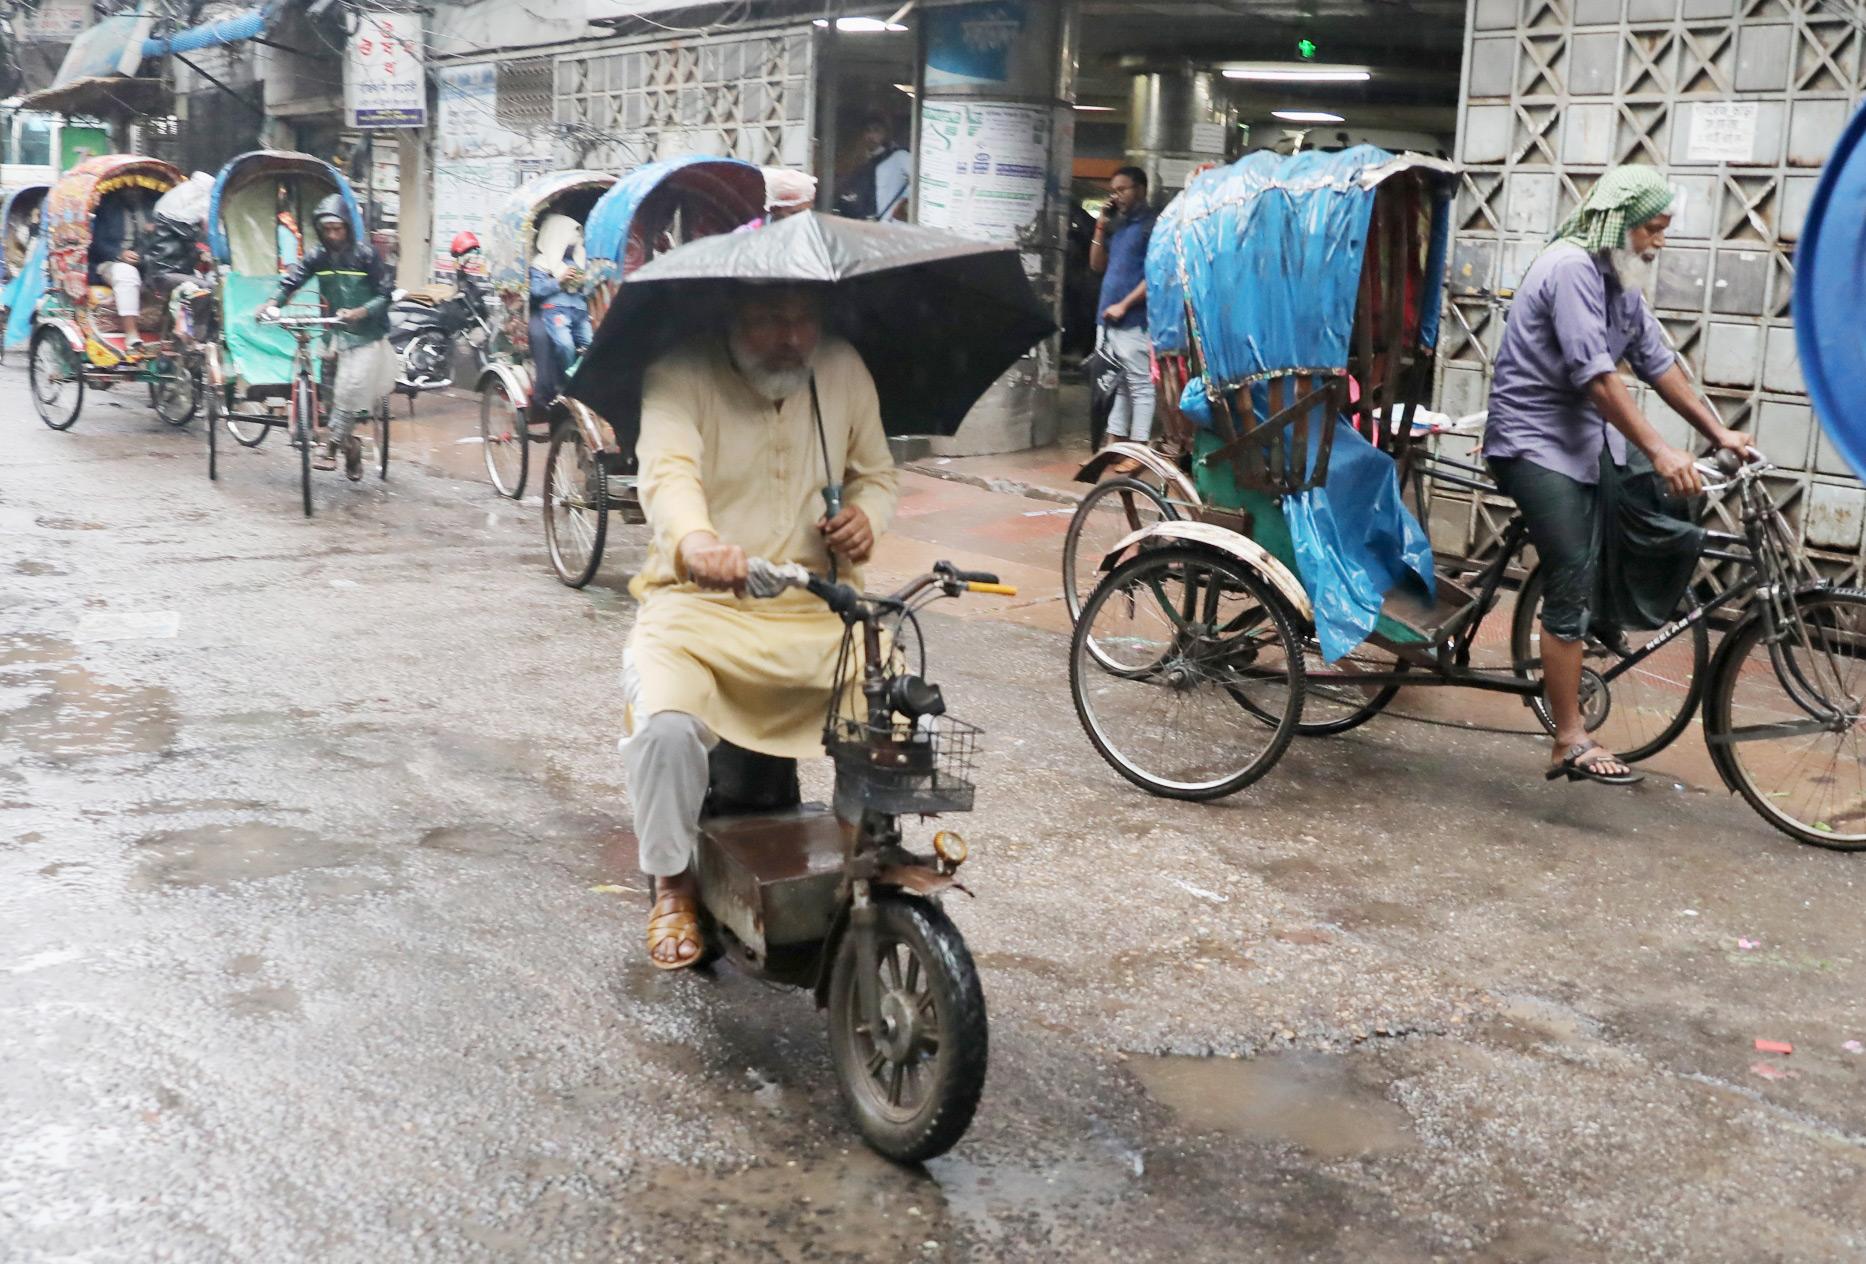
[{"xmin": 263, "ymin": 194, "xmax": 395, "ymax": 479}]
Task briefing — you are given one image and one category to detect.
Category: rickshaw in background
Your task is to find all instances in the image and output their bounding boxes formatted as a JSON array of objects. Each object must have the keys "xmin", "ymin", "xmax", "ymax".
[
  {"xmin": 534, "ymin": 156, "xmax": 770, "ymax": 587},
  {"xmin": 1, "ymin": 181, "xmax": 50, "ymax": 365},
  {"xmin": 475, "ymin": 169, "xmax": 617, "ymax": 500},
  {"xmin": 26, "ymin": 155, "xmax": 201, "ymax": 432},
  {"xmin": 198, "ymin": 150, "xmax": 384, "ymax": 517},
  {"xmin": 1069, "ymin": 145, "xmax": 1866, "ymax": 851}
]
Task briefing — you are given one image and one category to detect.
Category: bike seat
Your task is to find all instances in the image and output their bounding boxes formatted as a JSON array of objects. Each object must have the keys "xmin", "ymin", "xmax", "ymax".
[{"xmin": 705, "ymin": 741, "xmax": 800, "ymax": 816}]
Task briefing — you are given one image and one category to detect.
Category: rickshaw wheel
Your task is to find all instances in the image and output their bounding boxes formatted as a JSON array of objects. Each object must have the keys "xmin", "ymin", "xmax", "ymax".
[
  {"xmin": 1071, "ymin": 545, "xmax": 1306, "ymax": 800},
  {"xmin": 291, "ymin": 375, "xmax": 317, "ymax": 518},
  {"xmin": 29, "ymin": 327, "xmax": 84, "ymax": 431},
  {"xmin": 1063, "ymin": 475, "xmax": 1179, "ymax": 633},
  {"xmin": 374, "ymin": 398, "xmax": 390, "ymax": 480},
  {"xmin": 543, "ymin": 419, "xmax": 607, "ymax": 588},
  {"xmin": 224, "ymin": 394, "xmax": 271, "ymax": 448},
  {"xmin": 150, "ymin": 355, "xmax": 199, "ymax": 427},
  {"xmin": 480, "ymin": 379, "xmax": 528, "ymax": 499},
  {"xmin": 1511, "ymin": 563, "xmax": 1705, "ymax": 765},
  {"xmin": 1236, "ymin": 637, "xmax": 1405, "ymax": 737}
]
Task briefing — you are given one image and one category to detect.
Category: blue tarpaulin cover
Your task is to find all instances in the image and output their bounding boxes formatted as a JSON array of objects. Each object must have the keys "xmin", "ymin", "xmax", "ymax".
[
  {"xmin": 4, "ymin": 235, "xmax": 48, "ymax": 351},
  {"xmin": 1148, "ymin": 145, "xmax": 1455, "ymax": 660}
]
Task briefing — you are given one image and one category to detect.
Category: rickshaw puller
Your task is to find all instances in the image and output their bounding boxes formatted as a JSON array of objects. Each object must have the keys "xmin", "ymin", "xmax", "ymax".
[
  {"xmin": 617, "ymin": 284, "xmax": 900, "ymax": 970},
  {"xmin": 261, "ymin": 195, "xmax": 394, "ymax": 480},
  {"xmin": 1484, "ymin": 165, "xmax": 1748, "ymax": 787}
]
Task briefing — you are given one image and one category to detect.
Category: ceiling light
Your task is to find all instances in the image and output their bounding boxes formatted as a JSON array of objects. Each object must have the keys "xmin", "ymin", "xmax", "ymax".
[
  {"xmin": 812, "ymin": 16, "xmax": 907, "ymax": 31},
  {"xmin": 1272, "ymin": 109, "xmax": 1345, "ymax": 123},
  {"xmin": 1222, "ymin": 64, "xmax": 1370, "ymax": 83},
  {"xmin": 1074, "ymin": 104, "xmax": 1116, "ymax": 112}
]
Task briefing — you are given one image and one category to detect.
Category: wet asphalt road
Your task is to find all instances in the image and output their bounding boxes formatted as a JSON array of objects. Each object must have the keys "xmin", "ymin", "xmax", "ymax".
[{"xmin": 3, "ymin": 364, "xmax": 1865, "ymax": 1263}]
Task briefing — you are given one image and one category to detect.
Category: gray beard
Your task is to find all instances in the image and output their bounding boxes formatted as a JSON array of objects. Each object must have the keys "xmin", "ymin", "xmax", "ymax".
[
  {"xmin": 728, "ymin": 332, "xmax": 815, "ymax": 403},
  {"xmin": 1610, "ymin": 247, "xmax": 1655, "ymax": 292}
]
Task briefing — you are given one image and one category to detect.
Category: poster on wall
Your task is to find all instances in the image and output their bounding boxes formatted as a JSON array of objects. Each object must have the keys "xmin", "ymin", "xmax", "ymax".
[
  {"xmin": 431, "ymin": 64, "xmax": 550, "ymax": 276},
  {"xmin": 1687, "ymin": 102, "xmax": 1759, "ymax": 163},
  {"xmin": 346, "ymin": 13, "xmax": 426, "ymax": 129},
  {"xmin": 924, "ymin": 1, "xmax": 1044, "ymax": 91},
  {"xmin": 916, "ymin": 101, "xmax": 1049, "ymax": 245}
]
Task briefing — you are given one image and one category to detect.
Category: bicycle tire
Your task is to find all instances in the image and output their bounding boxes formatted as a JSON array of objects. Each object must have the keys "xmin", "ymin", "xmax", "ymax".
[
  {"xmin": 543, "ymin": 420, "xmax": 607, "ymax": 588},
  {"xmin": 1704, "ymin": 588, "xmax": 1866, "ymax": 850},
  {"xmin": 1062, "ymin": 475, "xmax": 1178, "ymax": 626},
  {"xmin": 1071, "ymin": 546, "xmax": 1306, "ymax": 801},
  {"xmin": 294, "ymin": 376, "xmax": 316, "ymax": 518},
  {"xmin": 375, "ymin": 400, "xmax": 390, "ymax": 480},
  {"xmin": 1511, "ymin": 564, "xmax": 1707, "ymax": 764},
  {"xmin": 480, "ymin": 379, "xmax": 528, "ymax": 499}
]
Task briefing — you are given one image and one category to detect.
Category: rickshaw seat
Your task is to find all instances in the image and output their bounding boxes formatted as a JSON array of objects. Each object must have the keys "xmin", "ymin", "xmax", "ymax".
[{"xmin": 221, "ymin": 271, "xmax": 321, "ymax": 386}]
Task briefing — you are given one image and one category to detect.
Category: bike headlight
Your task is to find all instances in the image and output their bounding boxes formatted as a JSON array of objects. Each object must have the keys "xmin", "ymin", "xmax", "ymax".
[{"xmin": 932, "ymin": 831, "xmax": 968, "ymax": 867}]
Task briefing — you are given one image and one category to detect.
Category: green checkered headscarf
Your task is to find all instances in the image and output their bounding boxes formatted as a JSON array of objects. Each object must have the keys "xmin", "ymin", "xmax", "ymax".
[{"xmin": 1553, "ymin": 165, "xmax": 1675, "ymax": 253}]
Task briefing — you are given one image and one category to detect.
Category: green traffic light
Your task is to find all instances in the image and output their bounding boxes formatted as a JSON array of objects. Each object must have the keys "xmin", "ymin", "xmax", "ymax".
[{"xmin": 1297, "ymin": 38, "xmax": 1318, "ymax": 59}]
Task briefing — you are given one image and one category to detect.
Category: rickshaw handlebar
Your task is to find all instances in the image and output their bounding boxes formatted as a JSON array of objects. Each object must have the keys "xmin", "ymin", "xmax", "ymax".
[{"xmin": 744, "ymin": 558, "xmax": 1015, "ymax": 617}]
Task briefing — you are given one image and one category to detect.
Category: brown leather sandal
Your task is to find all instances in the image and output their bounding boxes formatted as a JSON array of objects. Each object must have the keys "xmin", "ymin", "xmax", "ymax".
[{"xmin": 646, "ymin": 889, "xmax": 706, "ymax": 971}]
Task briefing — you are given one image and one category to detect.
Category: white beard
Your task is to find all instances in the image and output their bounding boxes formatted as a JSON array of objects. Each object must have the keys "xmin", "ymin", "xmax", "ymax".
[
  {"xmin": 728, "ymin": 329, "xmax": 815, "ymax": 402},
  {"xmin": 1610, "ymin": 247, "xmax": 1656, "ymax": 292}
]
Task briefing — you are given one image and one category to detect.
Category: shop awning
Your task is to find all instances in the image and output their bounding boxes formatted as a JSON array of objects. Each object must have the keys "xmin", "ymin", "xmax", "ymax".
[{"xmin": 17, "ymin": 8, "xmax": 160, "ymax": 114}]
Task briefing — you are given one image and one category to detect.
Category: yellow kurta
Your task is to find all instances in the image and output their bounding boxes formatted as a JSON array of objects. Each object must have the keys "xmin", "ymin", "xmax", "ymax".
[{"xmin": 626, "ymin": 334, "xmax": 900, "ymax": 758}]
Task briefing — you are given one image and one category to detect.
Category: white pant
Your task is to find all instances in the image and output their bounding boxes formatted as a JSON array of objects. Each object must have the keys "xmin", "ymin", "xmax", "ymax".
[
  {"xmin": 98, "ymin": 260, "xmax": 141, "ymax": 323},
  {"xmin": 1102, "ymin": 323, "xmax": 1156, "ymax": 445}
]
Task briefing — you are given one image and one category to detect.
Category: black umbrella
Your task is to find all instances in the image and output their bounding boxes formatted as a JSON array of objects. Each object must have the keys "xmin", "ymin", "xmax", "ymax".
[{"xmin": 565, "ymin": 212, "xmax": 1057, "ymax": 447}]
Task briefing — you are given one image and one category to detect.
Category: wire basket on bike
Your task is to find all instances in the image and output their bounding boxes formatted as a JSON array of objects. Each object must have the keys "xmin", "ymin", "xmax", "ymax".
[{"xmin": 827, "ymin": 714, "xmax": 979, "ymax": 815}]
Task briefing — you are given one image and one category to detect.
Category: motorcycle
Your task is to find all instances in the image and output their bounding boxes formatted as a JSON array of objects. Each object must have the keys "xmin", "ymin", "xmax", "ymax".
[
  {"xmin": 389, "ymin": 265, "xmax": 495, "ymax": 401},
  {"xmin": 688, "ymin": 556, "xmax": 1012, "ymax": 1163}
]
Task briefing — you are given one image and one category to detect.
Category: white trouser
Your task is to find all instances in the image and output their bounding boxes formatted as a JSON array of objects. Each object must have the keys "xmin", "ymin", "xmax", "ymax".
[
  {"xmin": 98, "ymin": 260, "xmax": 141, "ymax": 323},
  {"xmin": 1102, "ymin": 322, "xmax": 1156, "ymax": 445},
  {"xmin": 619, "ymin": 710, "xmax": 716, "ymax": 877}
]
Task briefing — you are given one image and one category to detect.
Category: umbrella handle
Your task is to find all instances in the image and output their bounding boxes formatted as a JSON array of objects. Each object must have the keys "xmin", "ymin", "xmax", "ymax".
[{"xmin": 821, "ymin": 483, "xmax": 843, "ymax": 520}]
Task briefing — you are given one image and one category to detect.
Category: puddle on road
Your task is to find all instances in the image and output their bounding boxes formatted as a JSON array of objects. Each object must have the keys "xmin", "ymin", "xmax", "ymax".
[
  {"xmin": 131, "ymin": 823, "xmax": 353, "ymax": 890},
  {"xmin": 225, "ymin": 983, "xmax": 302, "ymax": 1019},
  {"xmin": 34, "ymin": 516, "xmax": 106, "ymax": 531},
  {"xmin": 1129, "ymin": 1051, "xmax": 1414, "ymax": 1159},
  {"xmin": 4, "ymin": 648, "xmax": 179, "ymax": 761},
  {"xmin": 13, "ymin": 559, "xmax": 66, "ymax": 576},
  {"xmin": 418, "ymin": 823, "xmax": 535, "ymax": 856}
]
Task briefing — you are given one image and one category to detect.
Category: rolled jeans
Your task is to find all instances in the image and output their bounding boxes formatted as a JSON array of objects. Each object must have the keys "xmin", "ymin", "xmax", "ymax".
[{"xmin": 1102, "ymin": 322, "xmax": 1156, "ymax": 445}]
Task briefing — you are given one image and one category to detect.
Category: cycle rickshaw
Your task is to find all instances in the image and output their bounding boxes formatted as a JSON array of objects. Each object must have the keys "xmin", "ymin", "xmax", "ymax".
[
  {"xmin": 534, "ymin": 156, "xmax": 769, "ymax": 587},
  {"xmin": 1067, "ymin": 145, "xmax": 1866, "ymax": 850},
  {"xmin": 476, "ymin": 169, "xmax": 617, "ymax": 501},
  {"xmin": 198, "ymin": 150, "xmax": 383, "ymax": 517},
  {"xmin": 1, "ymin": 181, "xmax": 50, "ymax": 364},
  {"xmin": 27, "ymin": 155, "xmax": 200, "ymax": 432}
]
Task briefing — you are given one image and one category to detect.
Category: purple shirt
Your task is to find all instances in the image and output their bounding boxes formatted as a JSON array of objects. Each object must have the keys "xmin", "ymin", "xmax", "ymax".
[{"xmin": 1484, "ymin": 243, "xmax": 1675, "ymax": 484}]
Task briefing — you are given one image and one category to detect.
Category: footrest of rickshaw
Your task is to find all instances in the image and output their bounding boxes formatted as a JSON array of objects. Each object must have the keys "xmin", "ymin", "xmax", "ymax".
[
  {"xmin": 603, "ymin": 474, "xmax": 646, "ymax": 523},
  {"xmin": 1373, "ymin": 574, "xmax": 1479, "ymax": 648},
  {"xmin": 696, "ymin": 804, "xmax": 846, "ymax": 958}
]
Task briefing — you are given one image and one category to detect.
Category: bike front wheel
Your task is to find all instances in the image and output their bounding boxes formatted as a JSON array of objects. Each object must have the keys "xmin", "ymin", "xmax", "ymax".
[
  {"xmin": 1071, "ymin": 546, "xmax": 1305, "ymax": 800},
  {"xmin": 1704, "ymin": 588, "xmax": 1866, "ymax": 849},
  {"xmin": 292, "ymin": 375, "xmax": 316, "ymax": 518},
  {"xmin": 1512, "ymin": 564, "xmax": 1708, "ymax": 764},
  {"xmin": 827, "ymin": 896, "xmax": 987, "ymax": 1164}
]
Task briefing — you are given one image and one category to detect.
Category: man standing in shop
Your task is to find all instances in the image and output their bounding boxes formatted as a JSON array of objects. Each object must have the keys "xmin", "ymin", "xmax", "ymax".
[{"xmin": 1089, "ymin": 166, "xmax": 1157, "ymax": 457}]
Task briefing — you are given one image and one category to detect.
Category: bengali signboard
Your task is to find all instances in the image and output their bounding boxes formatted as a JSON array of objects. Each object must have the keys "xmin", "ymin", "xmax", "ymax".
[
  {"xmin": 346, "ymin": 13, "xmax": 426, "ymax": 129},
  {"xmin": 915, "ymin": 100, "xmax": 1049, "ymax": 245}
]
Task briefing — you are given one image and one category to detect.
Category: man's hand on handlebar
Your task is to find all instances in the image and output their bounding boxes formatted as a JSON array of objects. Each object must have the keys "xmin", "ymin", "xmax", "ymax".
[
  {"xmin": 819, "ymin": 505, "xmax": 874, "ymax": 564},
  {"xmin": 1651, "ymin": 444, "xmax": 1704, "ymax": 499},
  {"xmin": 678, "ymin": 531, "xmax": 749, "ymax": 593},
  {"xmin": 258, "ymin": 303, "xmax": 281, "ymax": 322}
]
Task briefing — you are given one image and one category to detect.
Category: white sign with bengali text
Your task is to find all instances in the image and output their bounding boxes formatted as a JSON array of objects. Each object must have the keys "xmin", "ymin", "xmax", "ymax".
[
  {"xmin": 915, "ymin": 101, "xmax": 1049, "ymax": 245},
  {"xmin": 1688, "ymin": 101, "xmax": 1758, "ymax": 163},
  {"xmin": 346, "ymin": 13, "xmax": 426, "ymax": 129}
]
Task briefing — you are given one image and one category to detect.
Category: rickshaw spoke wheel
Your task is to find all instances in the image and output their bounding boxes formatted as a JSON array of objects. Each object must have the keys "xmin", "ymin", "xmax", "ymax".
[
  {"xmin": 827, "ymin": 897, "xmax": 986, "ymax": 1164},
  {"xmin": 150, "ymin": 355, "xmax": 199, "ymax": 427},
  {"xmin": 1064, "ymin": 475, "xmax": 1178, "ymax": 639},
  {"xmin": 1705, "ymin": 589, "xmax": 1866, "ymax": 850},
  {"xmin": 1071, "ymin": 546, "xmax": 1306, "ymax": 800},
  {"xmin": 29, "ymin": 329, "xmax": 84, "ymax": 431},
  {"xmin": 1511, "ymin": 564, "xmax": 1706, "ymax": 764},
  {"xmin": 480, "ymin": 380, "xmax": 528, "ymax": 499},
  {"xmin": 543, "ymin": 421, "xmax": 607, "ymax": 588}
]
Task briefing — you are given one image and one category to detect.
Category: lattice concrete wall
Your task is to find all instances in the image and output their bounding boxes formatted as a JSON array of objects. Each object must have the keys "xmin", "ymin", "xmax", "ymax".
[
  {"xmin": 554, "ymin": 28, "xmax": 815, "ymax": 172},
  {"xmin": 1437, "ymin": 0, "xmax": 1865, "ymax": 584}
]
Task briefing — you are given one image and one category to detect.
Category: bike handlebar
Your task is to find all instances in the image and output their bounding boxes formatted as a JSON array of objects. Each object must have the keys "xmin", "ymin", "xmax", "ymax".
[{"xmin": 742, "ymin": 558, "xmax": 1017, "ymax": 615}]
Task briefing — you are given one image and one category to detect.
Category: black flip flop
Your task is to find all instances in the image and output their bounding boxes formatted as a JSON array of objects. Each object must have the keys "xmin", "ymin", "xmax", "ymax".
[{"xmin": 1545, "ymin": 740, "xmax": 1643, "ymax": 786}]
